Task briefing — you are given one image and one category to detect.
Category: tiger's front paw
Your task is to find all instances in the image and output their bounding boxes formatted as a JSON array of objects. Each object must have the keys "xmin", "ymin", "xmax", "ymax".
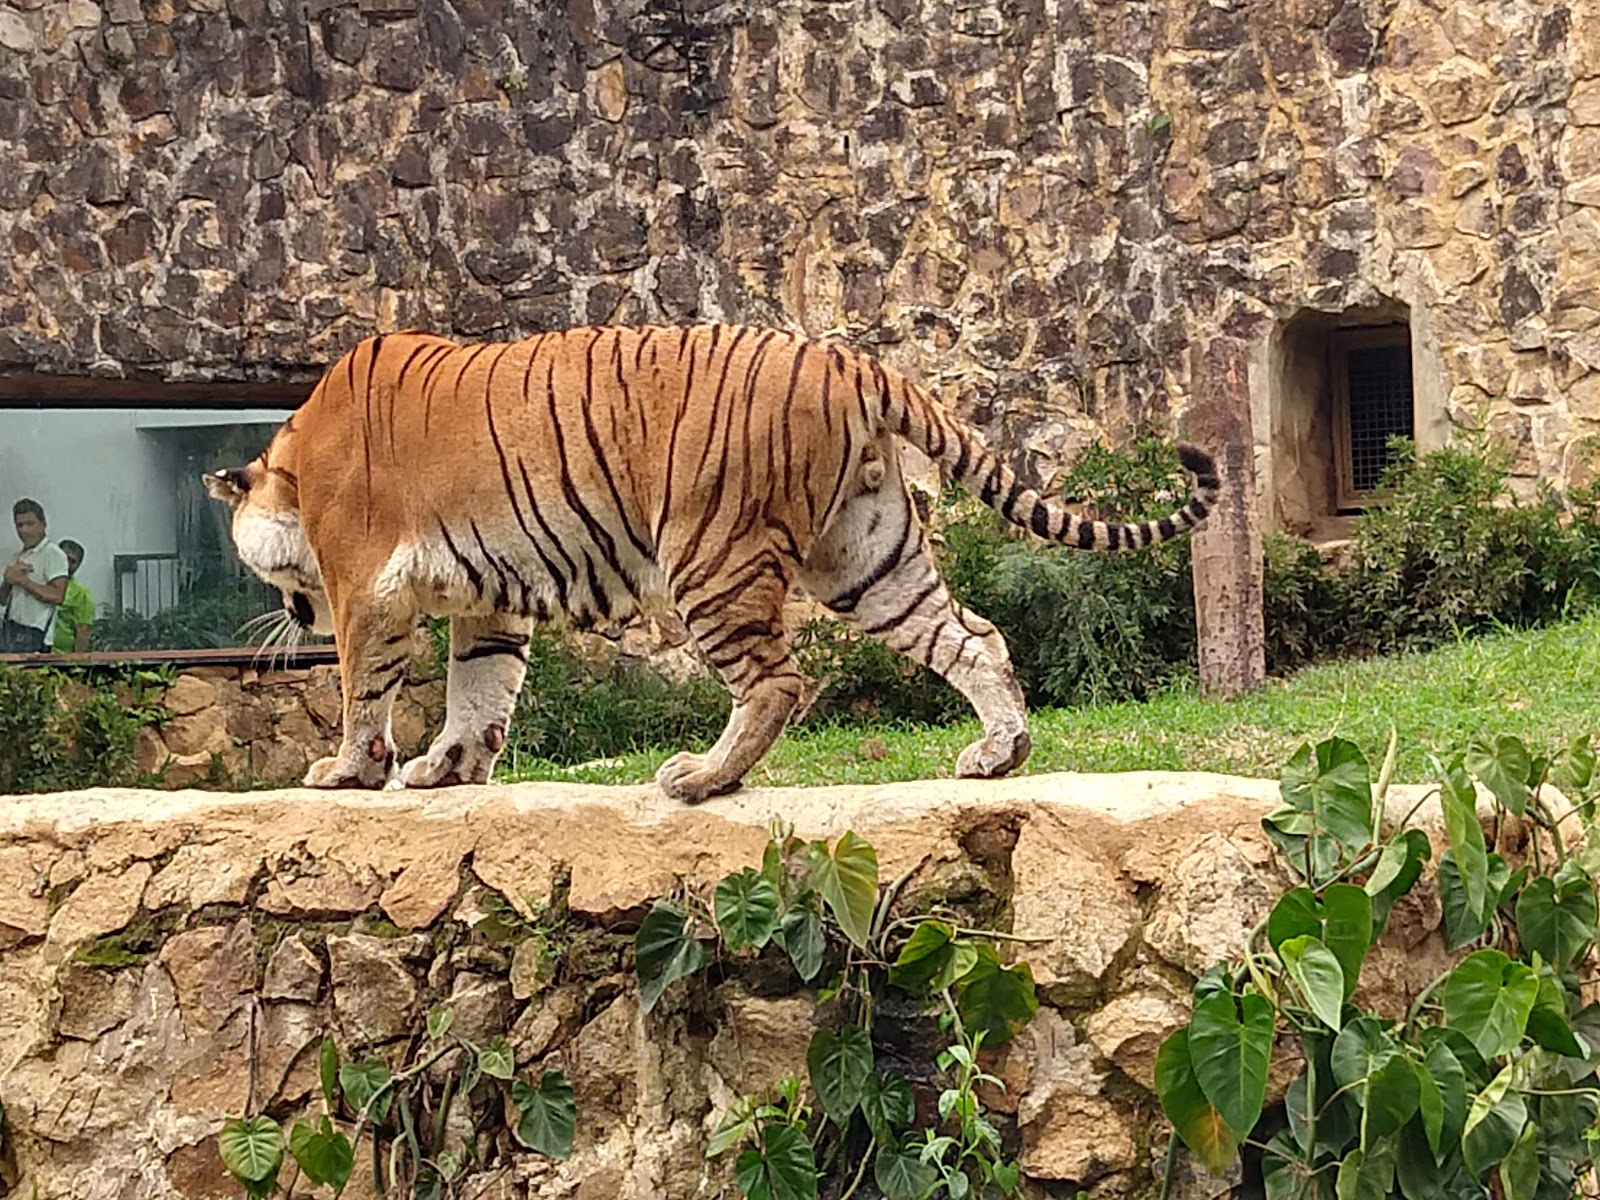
[
  {"xmin": 303, "ymin": 754, "xmax": 388, "ymax": 790},
  {"xmin": 399, "ymin": 724, "xmax": 506, "ymax": 788},
  {"xmin": 656, "ymin": 751, "xmax": 743, "ymax": 804}
]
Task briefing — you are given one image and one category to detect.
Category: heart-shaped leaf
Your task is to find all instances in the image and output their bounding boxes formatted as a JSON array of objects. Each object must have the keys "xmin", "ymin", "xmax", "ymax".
[
  {"xmin": 1189, "ymin": 990, "xmax": 1274, "ymax": 1140},
  {"xmin": 1331, "ymin": 1018, "xmax": 1398, "ymax": 1092},
  {"xmin": 318, "ymin": 1034, "xmax": 340, "ymax": 1108},
  {"xmin": 477, "ymin": 1035, "xmax": 515, "ymax": 1080},
  {"xmin": 1498, "ymin": 1121, "xmax": 1538, "ymax": 1200},
  {"xmin": 1368, "ymin": 830, "xmax": 1431, "ymax": 938},
  {"xmin": 427, "ymin": 1004, "xmax": 454, "ymax": 1042},
  {"xmin": 715, "ymin": 868, "xmax": 782, "ymax": 951},
  {"xmin": 874, "ymin": 1142, "xmax": 940, "ymax": 1200},
  {"xmin": 1321, "ymin": 885, "xmax": 1374, "ymax": 1000},
  {"xmin": 1466, "ymin": 736, "xmax": 1532, "ymax": 816},
  {"xmin": 1418, "ymin": 1041, "xmax": 1466, "ymax": 1160},
  {"xmin": 807, "ymin": 1025, "xmax": 875, "ymax": 1123},
  {"xmin": 1364, "ymin": 1055, "xmax": 1420, "ymax": 1142},
  {"xmin": 1443, "ymin": 950, "xmax": 1538, "ymax": 1061},
  {"xmin": 1335, "ymin": 1146, "xmax": 1394, "ymax": 1200},
  {"xmin": 1516, "ymin": 873, "xmax": 1598, "ymax": 971},
  {"xmin": 1558, "ymin": 734, "xmax": 1596, "ymax": 794},
  {"xmin": 512, "ymin": 1070, "xmax": 576, "ymax": 1160},
  {"xmin": 1526, "ymin": 974, "xmax": 1586, "ymax": 1058},
  {"xmin": 636, "ymin": 901, "xmax": 710, "ymax": 1014},
  {"xmin": 889, "ymin": 921, "xmax": 957, "ymax": 992},
  {"xmin": 1155, "ymin": 1028, "xmax": 1240, "ymax": 1173},
  {"xmin": 1267, "ymin": 888, "xmax": 1322, "ymax": 953},
  {"xmin": 954, "ymin": 945, "xmax": 1038, "ymax": 1046},
  {"xmin": 774, "ymin": 904, "xmax": 826, "ymax": 983},
  {"xmin": 860, "ymin": 1070, "xmax": 916, "ymax": 1146},
  {"xmin": 1439, "ymin": 758, "xmax": 1489, "ymax": 919},
  {"xmin": 734, "ymin": 1123, "xmax": 818, "ymax": 1200},
  {"xmin": 1278, "ymin": 935, "xmax": 1345, "ymax": 1030},
  {"xmin": 289, "ymin": 1115, "xmax": 354, "ymax": 1189},
  {"xmin": 219, "ymin": 1116, "xmax": 285, "ymax": 1187},
  {"xmin": 809, "ymin": 832, "xmax": 879, "ymax": 949},
  {"xmin": 1282, "ymin": 738, "xmax": 1375, "ymax": 852},
  {"xmin": 339, "ymin": 1056, "xmax": 392, "ymax": 1124},
  {"xmin": 1462, "ymin": 1084, "xmax": 1526, "ymax": 1179}
]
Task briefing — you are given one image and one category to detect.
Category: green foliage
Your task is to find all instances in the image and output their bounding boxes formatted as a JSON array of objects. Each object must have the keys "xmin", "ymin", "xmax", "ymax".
[
  {"xmin": 640, "ymin": 828, "xmax": 1039, "ymax": 1199},
  {"xmin": 497, "ymin": 626, "xmax": 728, "ymax": 770},
  {"xmin": 219, "ymin": 1002, "xmax": 574, "ymax": 1197},
  {"xmin": 1346, "ymin": 437, "xmax": 1600, "ymax": 650},
  {"xmin": 1158, "ymin": 731, "xmax": 1600, "ymax": 1200},
  {"xmin": 95, "ymin": 588, "xmax": 292, "ymax": 652},
  {"xmin": 0, "ymin": 663, "xmax": 168, "ymax": 794},
  {"xmin": 513, "ymin": 1071, "xmax": 577, "ymax": 1160}
]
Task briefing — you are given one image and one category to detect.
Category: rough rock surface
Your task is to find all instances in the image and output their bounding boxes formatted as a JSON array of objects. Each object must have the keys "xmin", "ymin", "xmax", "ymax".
[
  {"xmin": 2, "ymin": 0, "xmax": 1596, "ymax": 505},
  {"xmin": 0, "ymin": 771, "xmax": 1500, "ymax": 1199}
]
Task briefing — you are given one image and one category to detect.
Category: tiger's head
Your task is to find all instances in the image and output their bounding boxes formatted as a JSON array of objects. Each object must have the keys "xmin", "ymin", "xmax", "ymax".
[{"xmin": 204, "ymin": 462, "xmax": 334, "ymax": 636}]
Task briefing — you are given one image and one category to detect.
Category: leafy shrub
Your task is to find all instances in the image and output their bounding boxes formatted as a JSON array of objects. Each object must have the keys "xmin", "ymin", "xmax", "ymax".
[
  {"xmin": 499, "ymin": 627, "xmax": 728, "ymax": 768},
  {"xmin": 96, "ymin": 589, "xmax": 294, "ymax": 652},
  {"xmin": 0, "ymin": 663, "xmax": 166, "ymax": 793},
  {"xmin": 1158, "ymin": 730, "xmax": 1600, "ymax": 1200},
  {"xmin": 1262, "ymin": 532, "xmax": 1353, "ymax": 674},
  {"xmin": 1344, "ymin": 436, "xmax": 1600, "ymax": 650}
]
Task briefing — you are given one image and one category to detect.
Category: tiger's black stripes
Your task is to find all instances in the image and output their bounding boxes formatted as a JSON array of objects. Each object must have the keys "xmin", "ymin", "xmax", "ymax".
[
  {"xmin": 862, "ymin": 577, "xmax": 940, "ymax": 635},
  {"xmin": 581, "ymin": 330, "xmax": 654, "ymax": 564},
  {"xmin": 542, "ymin": 356, "xmax": 639, "ymax": 604},
  {"xmin": 437, "ymin": 519, "xmax": 485, "ymax": 599}
]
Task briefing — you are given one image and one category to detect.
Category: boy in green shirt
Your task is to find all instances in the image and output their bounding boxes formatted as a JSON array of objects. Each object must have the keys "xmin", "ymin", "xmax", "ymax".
[{"xmin": 53, "ymin": 539, "xmax": 94, "ymax": 654}]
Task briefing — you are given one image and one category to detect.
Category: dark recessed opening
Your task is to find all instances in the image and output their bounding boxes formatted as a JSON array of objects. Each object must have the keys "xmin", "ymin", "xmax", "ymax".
[{"xmin": 1332, "ymin": 326, "xmax": 1414, "ymax": 512}]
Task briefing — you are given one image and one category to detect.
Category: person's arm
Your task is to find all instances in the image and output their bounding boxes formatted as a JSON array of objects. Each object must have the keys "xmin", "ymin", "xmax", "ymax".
[{"xmin": 16, "ymin": 573, "xmax": 68, "ymax": 607}]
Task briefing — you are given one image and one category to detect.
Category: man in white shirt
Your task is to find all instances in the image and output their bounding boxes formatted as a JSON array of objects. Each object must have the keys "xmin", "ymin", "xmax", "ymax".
[{"xmin": 1, "ymin": 499, "xmax": 70, "ymax": 654}]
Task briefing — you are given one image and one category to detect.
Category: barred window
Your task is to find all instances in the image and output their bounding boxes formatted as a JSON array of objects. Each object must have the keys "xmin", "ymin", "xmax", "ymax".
[{"xmin": 1332, "ymin": 327, "xmax": 1414, "ymax": 512}]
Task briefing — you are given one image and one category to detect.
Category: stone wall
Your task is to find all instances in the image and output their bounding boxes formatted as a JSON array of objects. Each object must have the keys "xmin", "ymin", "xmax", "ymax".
[
  {"xmin": 132, "ymin": 652, "xmax": 443, "ymax": 789},
  {"xmin": 0, "ymin": 772, "xmax": 1539, "ymax": 1199},
  {"xmin": 2, "ymin": 0, "xmax": 1597, "ymax": 523}
]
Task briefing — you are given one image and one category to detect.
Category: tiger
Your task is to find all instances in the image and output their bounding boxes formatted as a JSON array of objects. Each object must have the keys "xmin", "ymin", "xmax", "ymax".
[{"xmin": 204, "ymin": 323, "xmax": 1220, "ymax": 802}]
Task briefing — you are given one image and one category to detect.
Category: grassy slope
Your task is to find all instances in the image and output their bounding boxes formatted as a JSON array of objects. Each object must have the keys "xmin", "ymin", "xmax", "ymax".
[{"xmin": 498, "ymin": 610, "xmax": 1600, "ymax": 788}]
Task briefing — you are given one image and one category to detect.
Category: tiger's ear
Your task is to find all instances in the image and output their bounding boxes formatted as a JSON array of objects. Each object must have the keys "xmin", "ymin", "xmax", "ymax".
[{"xmin": 204, "ymin": 467, "xmax": 250, "ymax": 505}]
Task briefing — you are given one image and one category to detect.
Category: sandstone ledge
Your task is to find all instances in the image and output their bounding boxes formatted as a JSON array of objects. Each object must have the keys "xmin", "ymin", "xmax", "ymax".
[{"xmin": 0, "ymin": 773, "xmax": 1507, "ymax": 1200}]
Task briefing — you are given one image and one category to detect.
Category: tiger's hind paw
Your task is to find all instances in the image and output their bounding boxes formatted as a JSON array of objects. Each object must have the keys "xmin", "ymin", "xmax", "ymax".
[
  {"xmin": 955, "ymin": 728, "xmax": 1032, "ymax": 780},
  {"xmin": 656, "ymin": 751, "xmax": 743, "ymax": 804}
]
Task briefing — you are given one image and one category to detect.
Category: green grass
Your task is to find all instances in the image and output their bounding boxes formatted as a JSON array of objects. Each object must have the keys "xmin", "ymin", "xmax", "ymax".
[{"xmin": 497, "ymin": 610, "xmax": 1600, "ymax": 789}]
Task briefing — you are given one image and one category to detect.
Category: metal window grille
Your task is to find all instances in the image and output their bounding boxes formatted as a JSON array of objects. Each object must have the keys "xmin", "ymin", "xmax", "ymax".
[{"xmin": 1333, "ymin": 327, "xmax": 1414, "ymax": 510}]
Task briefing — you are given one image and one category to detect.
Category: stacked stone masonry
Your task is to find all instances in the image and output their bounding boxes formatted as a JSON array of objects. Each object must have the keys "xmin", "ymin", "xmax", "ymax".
[
  {"xmin": 0, "ymin": 772, "xmax": 1557, "ymax": 1198},
  {"xmin": 135, "ymin": 658, "xmax": 443, "ymax": 789},
  {"xmin": 2, "ymin": 0, "xmax": 1599, "ymax": 519}
]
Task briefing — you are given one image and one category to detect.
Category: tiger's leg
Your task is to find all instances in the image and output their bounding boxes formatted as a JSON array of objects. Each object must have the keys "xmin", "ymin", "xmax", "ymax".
[
  {"xmin": 304, "ymin": 592, "xmax": 416, "ymax": 790},
  {"xmin": 657, "ymin": 557, "xmax": 803, "ymax": 803},
  {"xmin": 800, "ymin": 469, "xmax": 1031, "ymax": 781},
  {"xmin": 400, "ymin": 613, "xmax": 533, "ymax": 787}
]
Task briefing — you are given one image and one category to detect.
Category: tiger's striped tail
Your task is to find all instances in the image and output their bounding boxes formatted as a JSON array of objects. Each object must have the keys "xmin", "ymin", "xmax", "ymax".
[{"xmin": 885, "ymin": 373, "xmax": 1222, "ymax": 551}]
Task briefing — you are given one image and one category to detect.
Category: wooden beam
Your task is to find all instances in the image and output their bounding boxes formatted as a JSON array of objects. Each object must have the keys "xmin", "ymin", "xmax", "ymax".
[{"xmin": 0, "ymin": 372, "xmax": 314, "ymax": 407}]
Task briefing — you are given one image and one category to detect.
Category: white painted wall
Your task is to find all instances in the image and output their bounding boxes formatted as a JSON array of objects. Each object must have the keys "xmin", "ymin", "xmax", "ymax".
[{"xmin": 0, "ymin": 408, "xmax": 292, "ymax": 614}]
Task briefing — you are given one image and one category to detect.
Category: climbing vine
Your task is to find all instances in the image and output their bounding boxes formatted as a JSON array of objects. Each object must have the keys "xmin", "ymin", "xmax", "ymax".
[
  {"xmin": 1157, "ymin": 731, "xmax": 1600, "ymax": 1200},
  {"xmin": 637, "ymin": 825, "xmax": 1040, "ymax": 1200},
  {"xmin": 219, "ymin": 1008, "xmax": 575, "ymax": 1197}
]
